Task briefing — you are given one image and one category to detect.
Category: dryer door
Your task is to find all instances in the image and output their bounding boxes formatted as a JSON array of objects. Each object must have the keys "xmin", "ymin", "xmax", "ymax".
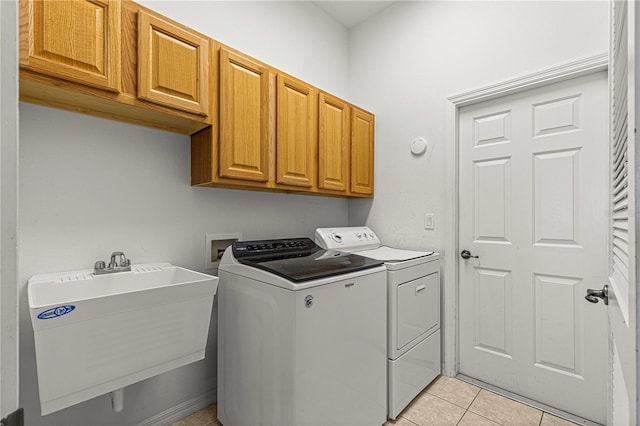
[{"xmin": 396, "ymin": 272, "xmax": 440, "ymax": 350}]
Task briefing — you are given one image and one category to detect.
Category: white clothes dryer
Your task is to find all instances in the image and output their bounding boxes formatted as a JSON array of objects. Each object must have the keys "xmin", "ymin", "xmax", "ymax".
[{"xmin": 316, "ymin": 226, "xmax": 441, "ymax": 420}]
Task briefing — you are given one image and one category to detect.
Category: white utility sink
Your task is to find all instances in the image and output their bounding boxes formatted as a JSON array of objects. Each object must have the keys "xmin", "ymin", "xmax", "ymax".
[{"xmin": 28, "ymin": 263, "xmax": 218, "ymax": 415}]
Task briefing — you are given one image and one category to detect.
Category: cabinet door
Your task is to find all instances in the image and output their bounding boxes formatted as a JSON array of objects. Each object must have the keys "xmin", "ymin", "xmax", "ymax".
[
  {"xmin": 318, "ymin": 93, "xmax": 349, "ymax": 192},
  {"xmin": 219, "ymin": 48, "xmax": 271, "ymax": 182},
  {"xmin": 137, "ymin": 10, "xmax": 209, "ymax": 116},
  {"xmin": 276, "ymin": 74, "xmax": 317, "ymax": 188},
  {"xmin": 351, "ymin": 107, "xmax": 374, "ymax": 195},
  {"xmin": 20, "ymin": 0, "xmax": 121, "ymax": 92}
]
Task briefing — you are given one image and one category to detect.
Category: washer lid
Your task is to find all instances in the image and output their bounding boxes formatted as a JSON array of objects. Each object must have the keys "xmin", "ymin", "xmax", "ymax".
[{"xmin": 232, "ymin": 238, "xmax": 383, "ymax": 282}]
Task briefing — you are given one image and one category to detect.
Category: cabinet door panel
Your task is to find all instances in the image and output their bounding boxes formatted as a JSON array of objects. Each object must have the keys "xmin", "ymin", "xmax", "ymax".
[
  {"xmin": 318, "ymin": 93, "xmax": 349, "ymax": 192},
  {"xmin": 351, "ymin": 108, "xmax": 374, "ymax": 195},
  {"xmin": 219, "ymin": 48, "xmax": 270, "ymax": 182},
  {"xmin": 277, "ymin": 75, "xmax": 316, "ymax": 188},
  {"xmin": 138, "ymin": 10, "xmax": 209, "ymax": 116},
  {"xmin": 20, "ymin": 0, "xmax": 121, "ymax": 92}
]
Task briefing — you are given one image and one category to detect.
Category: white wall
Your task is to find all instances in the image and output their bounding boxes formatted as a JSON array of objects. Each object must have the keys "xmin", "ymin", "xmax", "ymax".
[
  {"xmin": 138, "ymin": 0, "xmax": 350, "ymax": 99},
  {"xmin": 18, "ymin": 2, "xmax": 349, "ymax": 425},
  {"xmin": 348, "ymin": 1, "xmax": 609, "ymax": 253},
  {"xmin": 17, "ymin": 1, "xmax": 611, "ymax": 424}
]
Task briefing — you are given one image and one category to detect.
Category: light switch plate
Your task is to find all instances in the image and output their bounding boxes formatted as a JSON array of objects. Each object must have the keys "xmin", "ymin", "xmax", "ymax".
[{"xmin": 424, "ymin": 214, "xmax": 434, "ymax": 230}]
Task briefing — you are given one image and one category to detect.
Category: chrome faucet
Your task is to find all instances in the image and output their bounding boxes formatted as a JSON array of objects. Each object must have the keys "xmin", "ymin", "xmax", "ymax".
[{"xmin": 94, "ymin": 251, "xmax": 131, "ymax": 275}]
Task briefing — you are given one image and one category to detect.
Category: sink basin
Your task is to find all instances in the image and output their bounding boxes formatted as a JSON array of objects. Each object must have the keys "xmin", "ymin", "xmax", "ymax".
[
  {"xmin": 29, "ymin": 263, "xmax": 215, "ymax": 308},
  {"xmin": 28, "ymin": 263, "xmax": 218, "ymax": 415}
]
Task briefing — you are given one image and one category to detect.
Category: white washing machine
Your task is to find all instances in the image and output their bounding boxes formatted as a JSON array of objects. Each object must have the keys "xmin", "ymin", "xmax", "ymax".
[
  {"xmin": 217, "ymin": 237, "xmax": 388, "ymax": 426},
  {"xmin": 316, "ymin": 227, "xmax": 441, "ymax": 420}
]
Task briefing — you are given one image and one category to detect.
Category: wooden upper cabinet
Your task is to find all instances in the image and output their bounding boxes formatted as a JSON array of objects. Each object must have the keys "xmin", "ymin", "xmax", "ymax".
[
  {"xmin": 351, "ymin": 108, "xmax": 374, "ymax": 195},
  {"xmin": 318, "ymin": 92, "xmax": 350, "ymax": 192},
  {"xmin": 219, "ymin": 48, "xmax": 271, "ymax": 182},
  {"xmin": 137, "ymin": 10, "xmax": 209, "ymax": 116},
  {"xmin": 276, "ymin": 74, "xmax": 317, "ymax": 188},
  {"xmin": 19, "ymin": 0, "xmax": 121, "ymax": 92}
]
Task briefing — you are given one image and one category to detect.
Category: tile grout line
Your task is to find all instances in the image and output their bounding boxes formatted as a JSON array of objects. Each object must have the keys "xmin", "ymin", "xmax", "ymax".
[
  {"xmin": 455, "ymin": 406, "xmax": 466, "ymax": 426},
  {"xmin": 464, "ymin": 409, "xmax": 504, "ymax": 426},
  {"xmin": 428, "ymin": 392, "xmax": 472, "ymax": 411},
  {"xmin": 461, "ymin": 389, "xmax": 504, "ymax": 426},
  {"xmin": 464, "ymin": 388, "xmax": 483, "ymax": 419},
  {"xmin": 423, "ymin": 389, "xmax": 489, "ymax": 426},
  {"xmin": 468, "ymin": 388, "xmax": 547, "ymax": 426},
  {"xmin": 397, "ymin": 391, "xmax": 466, "ymax": 426},
  {"xmin": 456, "ymin": 388, "xmax": 478, "ymax": 426},
  {"xmin": 458, "ymin": 376, "xmax": 583, "ymax": 425},
  {"xmin": 420, "ymin": 393, "xmax": 467, "ymax": 425},
  {"xmin": 398, "ymin": 415, "xmax": 421, "ymax": 426},
  {"xmin": 427, "ymin": 387, "xmax": 485, "ymax": 412},
  {"xmin": 467, "ymin": 388, "xmax": 482, "ymax": 409}
]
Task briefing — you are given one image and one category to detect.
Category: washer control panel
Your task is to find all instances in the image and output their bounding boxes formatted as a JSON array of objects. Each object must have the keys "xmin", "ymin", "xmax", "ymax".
[
  {"xmin": 232, "ymin": 238, "xmax": 315, "ymax": 259},
  {"xmin": 315, "ymin": 226, "xmax": 381, "ymax": 250}
]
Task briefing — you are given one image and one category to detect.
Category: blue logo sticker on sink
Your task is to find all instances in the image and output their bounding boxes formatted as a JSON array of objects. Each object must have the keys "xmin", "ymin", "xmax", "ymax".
[{"xmin": 37, "ymin": 305, "xmax": 75, "ymax": 320}]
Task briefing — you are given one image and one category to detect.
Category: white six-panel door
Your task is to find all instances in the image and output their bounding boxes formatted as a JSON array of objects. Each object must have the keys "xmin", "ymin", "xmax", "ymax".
[{"xmin": 458, "ymin": 72, "xmax": 608, "ymax": 424}]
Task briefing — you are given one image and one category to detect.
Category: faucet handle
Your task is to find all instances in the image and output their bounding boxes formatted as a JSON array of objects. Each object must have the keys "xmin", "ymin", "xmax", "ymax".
[
  {"xmin": 94, "ymin": 252, "xmax": 131, "ymax": 274},
  {"xmin": 94, "ymin": 260, "xmax": 106, "ymax": 274},
  {"xmin": 110, "ymin": 251, "xmax": 126, "ymax": 267}
]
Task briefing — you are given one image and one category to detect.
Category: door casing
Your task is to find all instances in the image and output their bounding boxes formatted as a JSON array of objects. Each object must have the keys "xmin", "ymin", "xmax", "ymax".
[
  {"xmin": 0, "ymin": 0, "xmax": 20, "ymax": 417},
  {"xmin": 443, "ymin": 53, "xmax": 609, "ymax": 378}
]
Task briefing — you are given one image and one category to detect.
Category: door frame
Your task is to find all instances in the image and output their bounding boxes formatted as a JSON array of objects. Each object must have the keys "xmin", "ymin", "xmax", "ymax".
[
  {"xmin": 0, "ymin": 0, "xmax": 20, "ymax": 417},
  {"xmin": 442, "ymin": 53, "xmax": 609, "ymax": 377}
]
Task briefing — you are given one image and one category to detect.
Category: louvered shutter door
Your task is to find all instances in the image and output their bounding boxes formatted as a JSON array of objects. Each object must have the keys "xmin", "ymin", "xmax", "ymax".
[{"xmin": 610, "ymin": 0, "xmax": 634, "ymax": 321}]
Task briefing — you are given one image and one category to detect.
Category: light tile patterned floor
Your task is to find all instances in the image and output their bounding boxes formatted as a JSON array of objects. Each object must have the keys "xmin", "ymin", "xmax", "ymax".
[
  {"xmin": 170, "ymin": 403, "xmax": 220, "ymax": 426},
  {"xmin": 387, "ymin": 376, "xmax": 576, "ymax": 426},
  {"xmin": 171, "ymin": 376, "xmax": 577, "ymax": 426}
]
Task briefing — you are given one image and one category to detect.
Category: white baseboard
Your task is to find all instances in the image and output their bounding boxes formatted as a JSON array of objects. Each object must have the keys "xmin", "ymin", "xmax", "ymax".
[{"xmin": 137, "ymin": 390, "xmax": 216, "ymax": 426}]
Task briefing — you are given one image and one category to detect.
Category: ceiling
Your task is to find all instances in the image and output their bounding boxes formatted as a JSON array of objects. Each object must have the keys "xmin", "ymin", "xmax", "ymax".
[{"xmin": 312, "ymin": 1, "xmax": 396, "ymax": 28}]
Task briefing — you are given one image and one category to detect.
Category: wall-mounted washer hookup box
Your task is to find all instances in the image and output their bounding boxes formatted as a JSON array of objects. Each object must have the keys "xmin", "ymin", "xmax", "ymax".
[{"xmin": 205, "ymin": 232, "xmax": 242, "ymax": 270}]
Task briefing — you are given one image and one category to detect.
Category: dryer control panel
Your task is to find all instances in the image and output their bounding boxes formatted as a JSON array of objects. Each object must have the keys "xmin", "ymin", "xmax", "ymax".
[{"xmin": 315, "ymin": 226, "xmax": 381, "ymax": 251}]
